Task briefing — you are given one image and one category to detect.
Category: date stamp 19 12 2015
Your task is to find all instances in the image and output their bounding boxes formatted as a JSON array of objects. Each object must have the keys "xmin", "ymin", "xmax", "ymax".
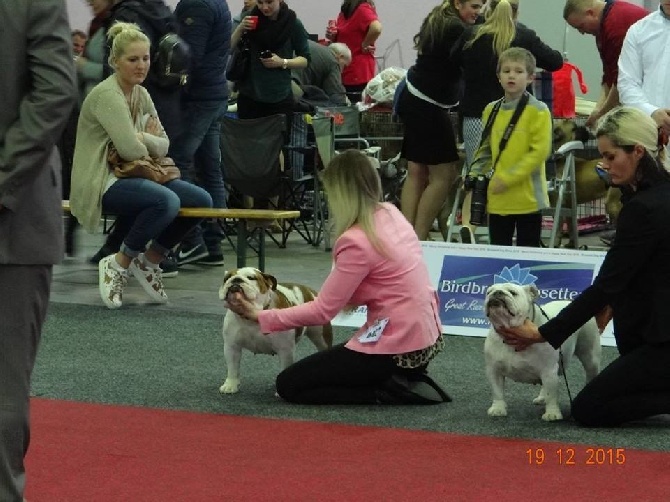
[{"xmin": 526, "ymin": 447, "xmax": 626, "ymax": 466}]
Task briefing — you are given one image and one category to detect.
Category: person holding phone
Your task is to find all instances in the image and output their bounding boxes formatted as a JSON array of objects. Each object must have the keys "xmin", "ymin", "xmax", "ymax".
[
  {"xmin": 230, "ymin": 0, "xmax": 310, "ymax": 120},
  {"xmin": 229, "ymin": 0, "xmax": 310, "ymax": 221}
]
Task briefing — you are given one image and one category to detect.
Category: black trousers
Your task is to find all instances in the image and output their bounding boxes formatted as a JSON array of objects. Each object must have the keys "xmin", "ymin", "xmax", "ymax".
[
  {"xmin": 488, "ymin": 212, "xmax": 542, "ymax": 247},
  {"xmin": 276, "ymin": 343, "xmax": 424, "ymax": 404},
  {"xmin": 571, "ymin": 342, "xmax": 670, "ymax": 427},
  {"xmin": 236, "ymin": 93, "xmax": 294, "ymax": 143},
  {"xmin": 0, "ymin": 265, "xmax": 51, "ymax": 501}
]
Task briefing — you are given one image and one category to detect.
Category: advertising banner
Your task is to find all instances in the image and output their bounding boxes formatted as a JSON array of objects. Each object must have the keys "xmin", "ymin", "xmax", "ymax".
[{"xmin": 333, "ymin": 242, "xmax": 615, "ymax": 347}]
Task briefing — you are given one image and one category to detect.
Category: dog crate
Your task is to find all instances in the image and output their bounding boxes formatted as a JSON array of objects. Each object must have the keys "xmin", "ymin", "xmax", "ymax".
[
  {"xmin": 359, "ymin": 105, "xmax": 404, "ymax": 160},
  {"xmin": 542, "ymin": 196, "xmax": 610, "ymax": 237},
  {"xmin": 571, "ymin": 114, "xmax": 600, "ymax": 159}
]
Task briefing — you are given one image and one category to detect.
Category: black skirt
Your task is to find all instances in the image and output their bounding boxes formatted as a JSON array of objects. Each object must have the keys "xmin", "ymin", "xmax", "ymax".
[{"xmin": 397, "ymin": 87, "xmax": 460, "ymax": 165}]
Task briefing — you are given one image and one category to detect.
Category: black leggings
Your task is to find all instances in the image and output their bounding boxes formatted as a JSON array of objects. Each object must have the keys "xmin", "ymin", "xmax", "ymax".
[
  {"xmin": 276, "ymin": 343, "xmax": 424, "ymax": 404},
  {"xmin": 571, "ymin": 342, "xmax": 670, "ymax": 427},
  {"xmin": 488, "ymin": 212, "xmax": 542, "ymax": 247}
]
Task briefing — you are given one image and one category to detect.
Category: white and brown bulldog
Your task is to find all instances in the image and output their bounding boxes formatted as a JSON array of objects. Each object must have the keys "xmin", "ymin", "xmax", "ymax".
[
  {"xmin": 218, "ymin": 267, "xmax": 333, "ymax": 394},
  {"xmin": 483, "ymin": 283, "xmax": 601, "ymax": 421}
]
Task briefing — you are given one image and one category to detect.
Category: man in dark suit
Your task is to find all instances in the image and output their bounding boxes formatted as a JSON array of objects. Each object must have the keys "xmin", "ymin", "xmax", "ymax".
[{"xmin": 0, "ymin": 1, "xmax": 77, "ymax": 499}]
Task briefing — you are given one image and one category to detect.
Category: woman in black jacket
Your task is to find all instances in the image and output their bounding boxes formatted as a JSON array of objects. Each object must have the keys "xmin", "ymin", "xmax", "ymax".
[
  {"xmin": 451, "ymin": 0, "xmax": 562, "ymax": 241},
  {"xmin": 500, "ymin": 107, "xmax": 670, "ymax": 427},
  {"xmin": 396, "ymin": 0, "xmax": 483, "ymax": 241}
]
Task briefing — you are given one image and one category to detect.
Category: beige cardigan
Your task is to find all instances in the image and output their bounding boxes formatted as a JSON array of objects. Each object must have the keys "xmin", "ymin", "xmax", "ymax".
[{"xmin": 70, "ymin": 75, "xmax": 169, "ymax": 233}]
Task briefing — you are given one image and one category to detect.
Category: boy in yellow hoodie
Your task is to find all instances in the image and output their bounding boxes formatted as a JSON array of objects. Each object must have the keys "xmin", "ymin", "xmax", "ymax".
[{"xmin": 469, "ymin": 47, "xmax": 552, "ymax": 247}]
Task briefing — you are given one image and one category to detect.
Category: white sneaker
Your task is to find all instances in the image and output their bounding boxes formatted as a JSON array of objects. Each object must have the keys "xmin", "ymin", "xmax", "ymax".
[
  {"xmin": 129, "ymin": 255, "xmax": 168, "ymax": 304},
  {"xmin": 98, "ymin": 255, "xmax": 128, "ymax": 309}
]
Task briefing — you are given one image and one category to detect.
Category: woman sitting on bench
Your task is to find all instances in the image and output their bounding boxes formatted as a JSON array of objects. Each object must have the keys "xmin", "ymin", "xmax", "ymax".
[{"xmin": 70, "ymin": 22, "xmax": 212, "ymax": 309}]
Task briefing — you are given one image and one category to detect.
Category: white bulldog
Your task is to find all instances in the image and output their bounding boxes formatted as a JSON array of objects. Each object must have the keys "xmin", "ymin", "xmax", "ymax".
[
  {"xmin": 483, "ymin": 283, "xmax": 601, "ymax": 421},
  {"xmin": 218, "ymin": 267, "xmax": 332, "ymax": 394}
]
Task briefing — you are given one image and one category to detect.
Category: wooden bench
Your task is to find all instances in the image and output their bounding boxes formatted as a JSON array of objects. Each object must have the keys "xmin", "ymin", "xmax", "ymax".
[{"xmin": 62, "ymin": 201, "xmax": 300, "ymax": 271}]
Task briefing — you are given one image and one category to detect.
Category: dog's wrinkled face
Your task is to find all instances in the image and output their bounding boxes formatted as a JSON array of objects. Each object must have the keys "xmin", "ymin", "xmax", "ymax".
[
  {"xmin": 484, "ymin": 283, "xmax": 539, "ymax": 330},
  {"xmin": 218, "ymin": 267, "xmax": 277, "ymax": 309}
]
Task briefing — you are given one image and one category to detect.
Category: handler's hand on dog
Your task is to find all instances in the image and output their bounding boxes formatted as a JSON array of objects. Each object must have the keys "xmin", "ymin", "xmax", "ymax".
[
  {"xmin": 498, "ymin": 319, "xmax": 545, "ymax": 352},
  {"xmin": 228, "ymin": 293, "xmax": 260, "ymax": 322}
]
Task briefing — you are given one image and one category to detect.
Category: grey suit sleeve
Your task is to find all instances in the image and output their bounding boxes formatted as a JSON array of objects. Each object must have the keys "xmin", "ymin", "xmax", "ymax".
[
  {"xmin": 322, "ymin": 61, "xmax": 347, "ymax": 105},
  {"xmin": 0, "ymin": 0, "xmax": 77, "ymax": 210}
]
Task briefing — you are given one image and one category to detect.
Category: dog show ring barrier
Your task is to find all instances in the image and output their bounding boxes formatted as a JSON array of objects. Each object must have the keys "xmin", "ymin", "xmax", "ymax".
[{"xmin": 62, "ymin": 201, "xmax": 300, "ymax": 271}]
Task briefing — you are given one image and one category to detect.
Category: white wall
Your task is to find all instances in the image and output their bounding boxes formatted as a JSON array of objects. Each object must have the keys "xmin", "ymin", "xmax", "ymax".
[{"xmin": 66, "ymin": 0, "xmax": 658, "ymax": 101}]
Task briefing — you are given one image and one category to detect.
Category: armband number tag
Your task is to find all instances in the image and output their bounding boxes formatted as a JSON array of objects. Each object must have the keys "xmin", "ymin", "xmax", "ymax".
[{"xmin": 358, "ymin": 318, "xmax": 389, "ymax": 344}]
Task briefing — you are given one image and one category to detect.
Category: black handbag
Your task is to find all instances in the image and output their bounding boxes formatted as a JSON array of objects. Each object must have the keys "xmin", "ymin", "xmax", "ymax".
[{"xmin": 226, "ymin": 35, "xmax": 251, "ymax": 83}]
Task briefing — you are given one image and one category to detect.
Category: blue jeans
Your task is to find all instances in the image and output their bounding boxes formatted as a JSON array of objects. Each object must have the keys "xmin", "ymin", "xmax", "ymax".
[
  {"xmin": 170, "ymin": 99, "xmax": 227, "ymax": 254},
  {"xmin": 102, "ymin": 178, "xmax": 212, "ymax": 257}
]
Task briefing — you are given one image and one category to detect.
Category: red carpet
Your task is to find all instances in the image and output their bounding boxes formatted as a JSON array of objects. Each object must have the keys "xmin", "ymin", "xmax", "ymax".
[{"xmin": 26, "ymin": 398, "xmax": 669, "ymax": 501}]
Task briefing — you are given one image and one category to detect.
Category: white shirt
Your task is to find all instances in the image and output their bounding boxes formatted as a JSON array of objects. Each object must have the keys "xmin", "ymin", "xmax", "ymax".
[{"xmin": 618, "ymin": 9, "xmax": 670, "ymax": 116}]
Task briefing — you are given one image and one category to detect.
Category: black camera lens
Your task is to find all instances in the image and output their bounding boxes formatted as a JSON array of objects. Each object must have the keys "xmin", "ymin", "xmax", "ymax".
[
  {"xmin": 260, "ymin": 50, "xmax": 272, "ymax": 59},
  {"xmin": 469, "ymin": 175, "xmax": 489, "ymax": 226}
]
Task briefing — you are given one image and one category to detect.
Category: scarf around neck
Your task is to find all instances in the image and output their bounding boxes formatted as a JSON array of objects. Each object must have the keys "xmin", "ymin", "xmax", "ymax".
[{"xmin": 248, "ymin": 3, "xmax": 297, "ymax": 52}]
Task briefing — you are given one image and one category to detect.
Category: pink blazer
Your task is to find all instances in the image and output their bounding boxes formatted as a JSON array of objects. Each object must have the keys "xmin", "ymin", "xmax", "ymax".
[{"xmin": 258, "ymin": 203, "xmax": 442, "ymax": 354}]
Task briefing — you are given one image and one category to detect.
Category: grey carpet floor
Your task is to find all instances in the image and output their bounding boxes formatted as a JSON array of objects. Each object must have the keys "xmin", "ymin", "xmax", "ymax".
[{"xmin": 33, "ymin": 302, "xmax": 669, "ymax": 451}]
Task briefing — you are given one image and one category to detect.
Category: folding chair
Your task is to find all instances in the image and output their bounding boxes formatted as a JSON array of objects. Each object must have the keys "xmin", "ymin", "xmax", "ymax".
[
  {"xmin": 311, "ymin": 110, "xmax": 399, "ymax": 251},
  {"xmin": 220, "ymin": 113, "xmax": 291, "ymax": 248},
  {"xmin": 222, "ymin": 112, "xmax": 329, "ymax": 249},
  {"xmin": 222, "ymin": 113, "xmax": 286, "ymax": 200},
  {"xmin": 309, "ymin": 115, "xmax": 337, "ymax": 249},
  {"xmin": 283, "ymin": 113, "xmax": 328, "ymax": 247},
  {"xmin": 315, "ymin": 105, "xmax": 369, "ymax": 152}
]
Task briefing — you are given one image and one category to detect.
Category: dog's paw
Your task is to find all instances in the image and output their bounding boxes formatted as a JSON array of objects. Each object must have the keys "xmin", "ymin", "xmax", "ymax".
[
  {"xmin": 219, "ymin": 379, "xmax": 240, "ymax": 394},
  {"xmin": 487, "ymin": 401, "xmax": 508, "ymax": 417},
  {"xmin": 532, "ymin": 395, "xmax": 546, "ymax": 405},
  {"xmin": 541, "ymin": 407, "xmax": 563, "ymax": 421}
]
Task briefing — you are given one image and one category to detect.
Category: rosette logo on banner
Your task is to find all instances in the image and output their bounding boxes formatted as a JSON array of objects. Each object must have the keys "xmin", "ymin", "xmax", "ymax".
[{"xmin": 437, "ymin": 261, "xmax": 594, "ymax": 330}]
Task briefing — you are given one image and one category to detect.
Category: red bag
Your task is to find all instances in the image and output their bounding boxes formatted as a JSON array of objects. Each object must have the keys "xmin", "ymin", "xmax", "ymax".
[{"xmin": 552, "ymin": 62, "xmax": 588, "ymax": 119}]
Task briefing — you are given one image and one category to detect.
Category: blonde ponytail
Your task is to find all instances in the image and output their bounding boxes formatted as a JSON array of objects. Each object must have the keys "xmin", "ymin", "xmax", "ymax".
[{"xmin": 465, "ymin": 0, "xmax": 518, "ymax": 57}]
